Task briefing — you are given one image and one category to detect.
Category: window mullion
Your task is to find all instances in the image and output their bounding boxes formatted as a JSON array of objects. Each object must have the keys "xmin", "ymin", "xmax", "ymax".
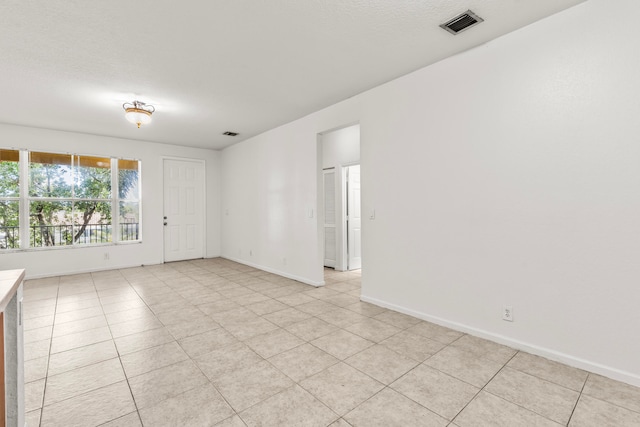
[
  {"xmin": 19, "ymin": 150, "xmax": 29, "ymax": 249},
  {"xmin": 137, "ymin": 161, "xmax": 142, "ymax": 242},
  {"xmin": 112, "ymin": 158, "xmax": 118, "ymax": 244},
  {"xmin": 71, "ymin": 155, "xmax": 76, "ymax": 246}
]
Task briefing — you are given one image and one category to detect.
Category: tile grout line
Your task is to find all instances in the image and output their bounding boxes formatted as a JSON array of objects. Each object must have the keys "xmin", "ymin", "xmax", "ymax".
[
  {"xmin": 38, "ymin": 276, "xmax": 61, "ymax": 427},
  {"xmin": 567, "ymin": 375, "xmax": 640, "ymax": 417},
  {"xmin": 253, "ymin": 277, "xmax": 414, "ymax": 424},
  {"xmin": 98, "ymin": 270, "xmax": 145, "ymax": 426},
  {"xmin": 111, "ymin": 264, "xmax": 254, "ymax": 425},
  {"xmin": 565, "ymin": 372, "xmax": 589, "ymax": 426},
  {"xmin": 184, "ymin": 320, "xmax": 246, "ymax": 426},
  {"xmin": 180, "ymin": 263, "xmax": 355, "ymax": 425},
  {"xmin": 479, "ymin": 363, "xmax": 580, "ymax": 425},
  {"xmin": 448, "ymin": 348, "xmax": 520, "ymax": 425}
]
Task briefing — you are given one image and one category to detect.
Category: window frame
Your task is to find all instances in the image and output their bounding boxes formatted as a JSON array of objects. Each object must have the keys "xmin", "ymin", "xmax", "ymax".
[
  {"xmin": 0, "ymin": 149, "xmax": 21, "ymax": 249},
  {"xmin": 0, "ymin": 148, "xmax": 142, "ymax": 252}
]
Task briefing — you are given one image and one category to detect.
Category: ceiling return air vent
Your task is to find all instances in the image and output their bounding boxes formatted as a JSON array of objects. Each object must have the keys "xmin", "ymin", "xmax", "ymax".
[{"xmin": 440, "ymin": 10, "xmax": 484, "ymax": 35}]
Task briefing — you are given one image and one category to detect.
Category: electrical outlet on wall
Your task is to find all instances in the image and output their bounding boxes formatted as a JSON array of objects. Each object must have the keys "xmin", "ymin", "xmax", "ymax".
[{"xmin": 503, "ymin": 306, "xmax": 513, "ymax": 322}]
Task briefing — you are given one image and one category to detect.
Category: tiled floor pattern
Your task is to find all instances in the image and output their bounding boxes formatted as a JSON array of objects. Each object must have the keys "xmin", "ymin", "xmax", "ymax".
[{"xmin": 22, "ymin": 258, "xmax": 640, "ymax": 426}]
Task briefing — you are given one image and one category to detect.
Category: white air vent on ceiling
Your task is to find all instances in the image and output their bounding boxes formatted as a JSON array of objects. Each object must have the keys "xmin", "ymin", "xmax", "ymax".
[{"xmin": 440, "ymin": 10, "xmax": 484, "ymax": 35}]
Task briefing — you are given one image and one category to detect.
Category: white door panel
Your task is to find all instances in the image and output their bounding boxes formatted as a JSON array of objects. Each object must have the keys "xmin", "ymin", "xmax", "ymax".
[
  {"xmin": 163, "ymin": 159, "xmax": 204, "ymax": 262},
  {"xmin": 347, "ymin": 165, "xmax": 361, "ymax": 270}
]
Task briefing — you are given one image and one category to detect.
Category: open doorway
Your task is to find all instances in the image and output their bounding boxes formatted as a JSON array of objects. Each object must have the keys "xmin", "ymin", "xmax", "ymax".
[{"xmin": 319, "ymin": 124, "xmax": 361, "ymax": 280}]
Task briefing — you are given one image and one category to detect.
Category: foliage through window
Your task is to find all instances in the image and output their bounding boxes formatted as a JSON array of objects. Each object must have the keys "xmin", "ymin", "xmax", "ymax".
[
  {"xmin": 0, "ymin": 149, "xmax": 20, "ymax": 249},
  {"xmin": 0, "ymin": 149, "xmax": 141, "ymax": 250}
]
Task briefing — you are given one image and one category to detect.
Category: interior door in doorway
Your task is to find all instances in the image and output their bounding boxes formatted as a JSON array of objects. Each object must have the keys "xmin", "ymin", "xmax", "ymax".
[
  {"xmin": 347, "ymin": 165, "xmax": 361, "ymax": 270},
  {"xmin": 323, "ymin": 169, "xmax": 337, "ymax": 268},
  {"xmin": 163, "ymin": 159, "xmax": 205, "ymax": 262}
]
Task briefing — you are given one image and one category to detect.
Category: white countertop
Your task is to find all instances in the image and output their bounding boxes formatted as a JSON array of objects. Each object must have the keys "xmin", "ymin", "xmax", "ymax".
[{"xmin": 0, "ymin": 269, "xmax": 25, "ymax": 312}]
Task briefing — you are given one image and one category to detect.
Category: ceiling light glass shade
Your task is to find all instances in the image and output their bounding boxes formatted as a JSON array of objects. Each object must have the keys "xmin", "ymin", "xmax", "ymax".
[
  {"xmin": 125, "ymin": 108, "xmax": 152, "ymax": 127},
  {"xmin": 123, "ymin": 101, "xmax": 155, "ymax": 128}
]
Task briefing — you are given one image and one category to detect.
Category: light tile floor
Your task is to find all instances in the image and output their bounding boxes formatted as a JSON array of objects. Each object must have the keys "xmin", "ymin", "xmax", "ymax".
[{"xmin": 23, "ymin": 258, "xmax": 640, "ymax": 426}]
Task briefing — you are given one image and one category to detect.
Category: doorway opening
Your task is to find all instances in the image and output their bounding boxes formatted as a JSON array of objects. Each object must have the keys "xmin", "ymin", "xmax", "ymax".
[{"xmin": 318, "ymin": 124, "xmax": 361, "ymax": 282}]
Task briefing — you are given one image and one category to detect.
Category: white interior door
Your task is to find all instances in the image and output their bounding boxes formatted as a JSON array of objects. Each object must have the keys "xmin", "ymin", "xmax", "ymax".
[
  {"xmin": 323, "ymin": 169, "xmax": 337, "ymax": 268},
  {"xmin": 163, "ymin": 159, "xmax": 205, "ymax": 262},
  {"xmin": 347, "ymin": 165, "xmax": 361, "ymax": 270}
]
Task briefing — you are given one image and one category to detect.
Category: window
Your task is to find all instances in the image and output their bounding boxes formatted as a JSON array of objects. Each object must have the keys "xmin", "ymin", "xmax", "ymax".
[
  {"xmin": 0, "ymin": 149, "xmax": 20, "ymax": 249},
  {"xmin": 0, "ymin": 149, "xmax": 141, "ymax": 250},
  {"xmin": 118, "ymin": 159, "xmax": 141, "ymax": 242}
]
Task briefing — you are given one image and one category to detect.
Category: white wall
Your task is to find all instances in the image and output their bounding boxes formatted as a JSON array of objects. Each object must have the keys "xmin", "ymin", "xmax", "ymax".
[
  {"xmin": 321, "ymin": 124, "xmax": 360, "ymax": 169},
  {"xmin": 221, "ymin": 120, "xmax": 327, "ymax": 285},
  {"xmin": 0, "ymin": 124, "xmax": 222, "ymax": 278},
  {"xmin": 221, "ymin": 0, "xmax": 640, "ymax": 386},
  {"xmin": 321, "ymin": 125, "xmax": 360, "ymax": 271}
]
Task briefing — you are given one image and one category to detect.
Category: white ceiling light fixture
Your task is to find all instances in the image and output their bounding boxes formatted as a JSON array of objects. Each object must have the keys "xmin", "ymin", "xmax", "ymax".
[{"xmin": 123, "ymin": 100, "xmax": 155, "ymax": 128}]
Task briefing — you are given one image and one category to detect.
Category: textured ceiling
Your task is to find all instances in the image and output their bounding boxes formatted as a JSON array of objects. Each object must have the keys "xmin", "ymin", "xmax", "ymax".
[{"xmin": 0, "ymin": 0, "xmax": 586, "ymax": 150}]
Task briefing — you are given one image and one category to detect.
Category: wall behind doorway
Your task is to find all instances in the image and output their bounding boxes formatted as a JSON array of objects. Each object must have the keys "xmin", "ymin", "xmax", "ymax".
[{"xmin": 322, "ymin": 125, "xmax": 360, "ymax": 169}]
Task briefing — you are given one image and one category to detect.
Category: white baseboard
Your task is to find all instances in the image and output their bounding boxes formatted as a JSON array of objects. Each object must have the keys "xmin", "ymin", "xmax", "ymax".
[
  {"xmin": 222, "ymin": 256, "xmax": 324, "ymax": 287},
  {"xmin": 23, "ymin": 262, "xmax": 162, "ymax": 280},
  {"xmin": 22, "ymin": 255, "xmax": 229, "ymax": 280},
  {"xmin": 361, "ymin": 294, "xmax": 640, "ymax": 388}
]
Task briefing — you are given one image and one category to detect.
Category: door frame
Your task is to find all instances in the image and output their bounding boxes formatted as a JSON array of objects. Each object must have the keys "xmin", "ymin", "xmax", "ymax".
[
  {"xmin": 316, "ymin": 122, "xmax": 361, "ymax": 284},
  {"xmin": 341, "ymin": 162, "xmax": 360, "ymax": 271},
  {"xmin": 161, "ymin": 156, "xmax": 207, "ymax": 263}
]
